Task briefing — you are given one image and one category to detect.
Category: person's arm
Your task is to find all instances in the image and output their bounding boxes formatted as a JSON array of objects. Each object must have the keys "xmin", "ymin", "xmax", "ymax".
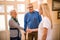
[
  {"xmin": 41, "ymin": 16, "xmax": 51, "ymax": 40},
  {"xmin": 31, "ymin": 28, "xmax": 38, "ymax": 32},
  {"xmin": 42, "ymin": 28, "xmax": 48, "ymax": 40},
  {"xmin": 9, "ymin": 20, "xmax": 24, "ymax": 30},
  {"xmin": 24, "ymin": 14, "xmax": 27, "ymax": 32}
]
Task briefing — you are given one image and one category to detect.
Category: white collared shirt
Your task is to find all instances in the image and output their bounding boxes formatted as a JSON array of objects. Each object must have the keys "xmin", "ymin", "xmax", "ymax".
[{"xmin": 38, "ymin": 16, "xmax": 51, "ymax": 40}]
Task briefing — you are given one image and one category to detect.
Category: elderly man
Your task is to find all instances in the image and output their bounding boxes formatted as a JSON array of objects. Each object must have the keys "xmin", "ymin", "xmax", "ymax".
[
  {"xmin": 9, "ymin": 10, "xmax": 23, "ymax": 40},
  {"xmin": 24, "ymin": 3, "xmax": 42, "ymax": 40}
]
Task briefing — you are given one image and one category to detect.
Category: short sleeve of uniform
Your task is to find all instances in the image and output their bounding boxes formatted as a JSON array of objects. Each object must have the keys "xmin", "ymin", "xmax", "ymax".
[{"xmin": 43, "ymin": 17, "xmax": 51, "ymax": 29}]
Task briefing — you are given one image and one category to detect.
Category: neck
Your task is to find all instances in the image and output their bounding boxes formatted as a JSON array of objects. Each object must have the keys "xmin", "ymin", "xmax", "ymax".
[
  {"xmin": 12, "ymin": 17, "xmax": 16, "ymax": 19},
  {"xmin": 30, "ymin": 10, "xmax": 34, "ymax": 13}
]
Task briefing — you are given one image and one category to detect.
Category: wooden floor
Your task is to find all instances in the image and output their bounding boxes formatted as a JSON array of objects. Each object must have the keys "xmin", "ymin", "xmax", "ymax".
[{"xmin": 0, "ymin": 24, "xmax": 60, "ymax": 40}]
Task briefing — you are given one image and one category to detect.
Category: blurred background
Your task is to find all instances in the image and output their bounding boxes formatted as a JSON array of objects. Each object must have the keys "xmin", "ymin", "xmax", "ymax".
[{"xmin": 0, "ymin": 0, "xmax": 60, "ymax": 40}]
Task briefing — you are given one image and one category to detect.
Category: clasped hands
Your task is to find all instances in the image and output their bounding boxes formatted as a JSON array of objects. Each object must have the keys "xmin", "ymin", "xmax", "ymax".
[{"xmin": 26, "ymin": 28, "xmax": 36, "ymax": 33}]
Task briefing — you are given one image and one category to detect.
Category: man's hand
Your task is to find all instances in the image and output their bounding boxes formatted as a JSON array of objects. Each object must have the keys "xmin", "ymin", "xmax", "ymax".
[
  {"xmin": 26, "ymin": 28, "xmax": 38, "ymax": 33},
  {"xmin": 26, "ymin": 29, "xmax": 32, "ymax": 33}
]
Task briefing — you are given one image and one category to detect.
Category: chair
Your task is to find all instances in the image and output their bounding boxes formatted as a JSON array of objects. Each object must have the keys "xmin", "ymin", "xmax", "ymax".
[{"xmin": 10, "ymin": 28, "xmax": 21, "ymax": 40}]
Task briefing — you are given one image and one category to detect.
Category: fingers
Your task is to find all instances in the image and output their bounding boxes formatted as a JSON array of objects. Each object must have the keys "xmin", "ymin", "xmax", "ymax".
[{"xmin": 26, "ymin": 29, "xmax": 32, "ymax": 33}]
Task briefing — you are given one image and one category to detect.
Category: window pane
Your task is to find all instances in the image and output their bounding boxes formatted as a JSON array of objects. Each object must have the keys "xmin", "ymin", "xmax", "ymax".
[
  {"xmin": 17, "ymin": 4, "xmax": 25, "ymax": 12},
  {"xmin": 7, "ymin": 15, "xmax": 11, "ymax": 30},
  {"xmin": 6, "ymin": 0, "xmax": 15, "ymax": 1},
  {"xmin": 0, "ymin": 15, "xmax": 5, "ymax": 31},
  {"xmin": 0, "ymin": 5, "xmax": 5, "ymax": 13},
  {"xmin": 17, "ymin": 0, "xmax": 25, "ymax": 2},
  {"xmin": 7, "ymin": 5, "xmax": 14, "ymax": 13},
  {"xmin": 17, "ymin": 14, "xmax": 25, "ymax": 28}
]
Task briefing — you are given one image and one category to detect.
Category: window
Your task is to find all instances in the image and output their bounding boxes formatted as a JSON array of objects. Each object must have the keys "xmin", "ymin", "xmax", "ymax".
[
  {"xmin": 17, "ymin": 14, "xmax": 25, "ymax": 28},
  {"xmin": 17, "ymin": 4, "xmax": 25, "ymax": 12},
  {"xmin": 7, "ymin": 5, "xmax": 14, "ymax": 13},
  {"xmin": 0, "ymin": 0, "xmax": 28, "ymax": 31},
  {"xmin": 0, "ymin": 15, "xmax": 5, "ymax": 31},
  {"xmin": 0, "ymin": 5, "xmax": 5, "ymax": 13}
]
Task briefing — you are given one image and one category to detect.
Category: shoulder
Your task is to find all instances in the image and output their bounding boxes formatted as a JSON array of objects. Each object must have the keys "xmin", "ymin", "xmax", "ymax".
[
  {"xmin": 34, "ymin": 11, "xmax": 40, "ymax": 16},
  {"xmin": 43, "ymin": 16, "xmax": 51, "ymax": 28},
  {"xmin": 34, "ymin": 11, "xmax": 39, "ymax": 13},
  {"xmin": 44, "ymin": 17, "xmax": 51, "ymax": 23},
  {"xmin": 9, "ymin": 18, "xmax": 14, "ymax": 23}
]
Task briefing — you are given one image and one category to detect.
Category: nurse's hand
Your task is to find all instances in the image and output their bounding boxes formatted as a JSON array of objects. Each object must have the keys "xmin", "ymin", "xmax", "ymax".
[{"xmin": 31, "ymin": 29, "xmax": 38, "ymax": 32}]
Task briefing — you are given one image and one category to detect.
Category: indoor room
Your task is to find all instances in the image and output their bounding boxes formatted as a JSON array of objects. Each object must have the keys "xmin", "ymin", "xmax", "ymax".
[{"xmin": 0, "ymin": 0, "xmax": 60, "ymax": 40}]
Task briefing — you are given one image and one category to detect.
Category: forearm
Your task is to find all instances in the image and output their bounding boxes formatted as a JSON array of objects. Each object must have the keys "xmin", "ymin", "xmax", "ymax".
[
  {"xmin": 42, "ymin": 33, "xmax": 47, "ymax": 40},
  {"xmin": 42, "ymin": 28, "xmax": 48, "ymax": 40},
  {"xmin": 32, "ymin": 28, "xmax": 38, "ymax": 32}
]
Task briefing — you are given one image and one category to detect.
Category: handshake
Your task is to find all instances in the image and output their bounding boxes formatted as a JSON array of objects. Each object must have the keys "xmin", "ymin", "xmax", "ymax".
[{"xmin": 24, "ymin": 28, "xmax": 38, "ymax": 34}]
